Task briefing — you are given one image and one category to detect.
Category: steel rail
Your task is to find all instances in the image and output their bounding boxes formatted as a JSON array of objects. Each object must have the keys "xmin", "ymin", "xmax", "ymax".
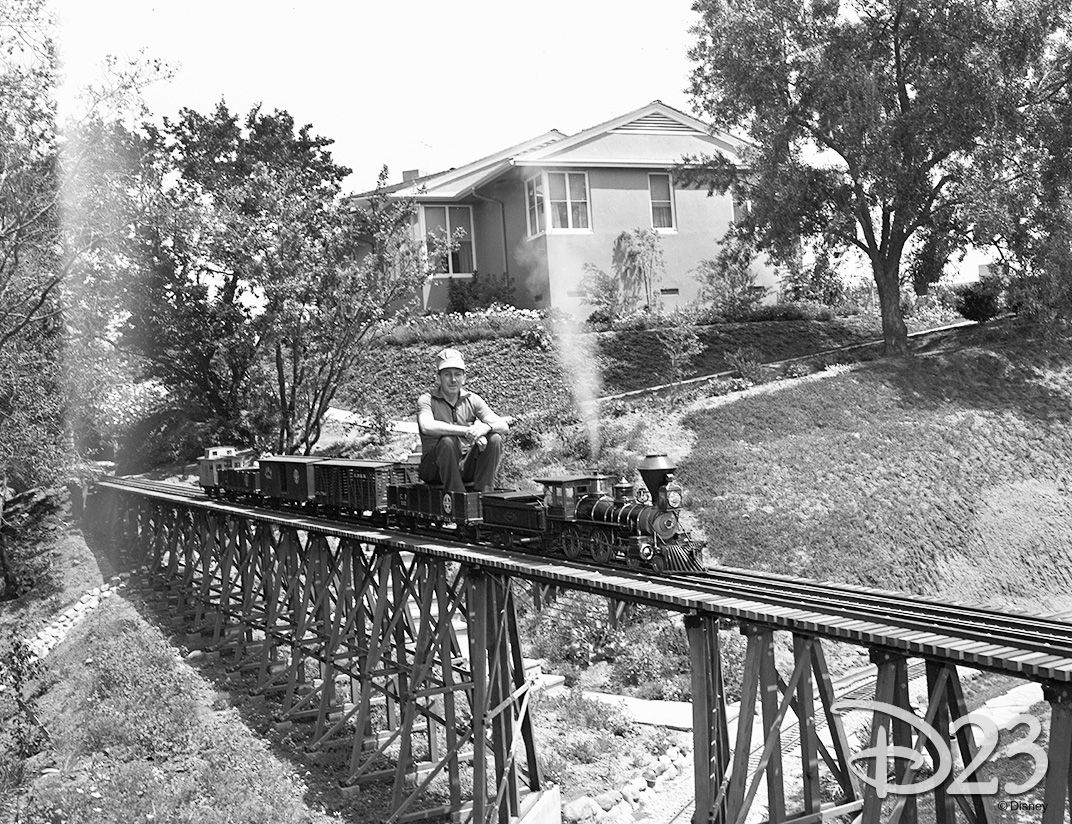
[
  {"xmin": 95, "ymin": 477, "xmax": 1072, "ymax": 683},
  {"xmin": 672, "ymin": 570, "xmax": 1072, "ymax": 658}
]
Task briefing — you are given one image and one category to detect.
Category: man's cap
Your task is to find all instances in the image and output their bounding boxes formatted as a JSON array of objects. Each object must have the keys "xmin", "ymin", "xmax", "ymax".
[{"xmin": 436, "ymin": 348, "xmax": 466, "ymax": 372}]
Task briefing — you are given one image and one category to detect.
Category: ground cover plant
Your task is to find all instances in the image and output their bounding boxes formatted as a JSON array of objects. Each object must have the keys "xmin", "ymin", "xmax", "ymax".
[
  {"xmin": 679, "ymin": 321, "xmax": 1072, "ymax": 607},
  {"xmin": 9, "ymin": 596, "xmax": 355, "ymax": 824}
]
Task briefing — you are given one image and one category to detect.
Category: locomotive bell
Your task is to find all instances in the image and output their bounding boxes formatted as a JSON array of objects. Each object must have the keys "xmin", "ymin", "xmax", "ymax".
[{"xmin": 638, "ymin": 453, "xmax": 676, "ymax": 501}]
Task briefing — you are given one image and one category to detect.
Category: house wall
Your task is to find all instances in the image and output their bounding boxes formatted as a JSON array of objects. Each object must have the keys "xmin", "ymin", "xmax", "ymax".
[
  {"xmin": 481, "ymin": 175, "xmax": 548, "ymax": 309},
  {"xmin": 540, "ymin": 168, "xmax": 778, "ymax": 318}
]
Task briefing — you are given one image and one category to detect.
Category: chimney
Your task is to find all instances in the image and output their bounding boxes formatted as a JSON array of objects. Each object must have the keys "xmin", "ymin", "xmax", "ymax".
[{"xmin": 402, "ymin": 169, "xmax": 421, "ymax": 182}]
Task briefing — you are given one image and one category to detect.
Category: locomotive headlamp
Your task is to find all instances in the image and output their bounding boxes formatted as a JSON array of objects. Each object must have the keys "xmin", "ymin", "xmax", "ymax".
[{"xmin": 667, "ymin": 489, "xmax": 682, "ymax": 508}]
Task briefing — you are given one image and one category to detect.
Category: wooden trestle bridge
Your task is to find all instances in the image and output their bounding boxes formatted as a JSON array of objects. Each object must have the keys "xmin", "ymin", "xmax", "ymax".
[{"xmin": 88, "ymin": 478, "xmax": 1072, "ymax": 824}]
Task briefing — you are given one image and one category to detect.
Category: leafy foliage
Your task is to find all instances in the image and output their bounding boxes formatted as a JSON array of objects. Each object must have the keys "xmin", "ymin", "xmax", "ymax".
[
  {"xmin": 695, "ymin": 227, "xmax": 768, "ymax": 314},
  {"xmin": 956, "ymin": 280, "xmax": 1002, "ymax": 323},
  {"xmin": 782, "ymin": 249, "xmax": 846, "ymax": 307},
  {"xmin": 446, "ymin": 272, "xmax": 516, "ymax": 314},
  {"xmin": 657, "ymin": 326, "xmax": 703, "ymax": 385},
  {"xmin": 581, "ymin": 229, "xmax": 666, "ymax": 319},
  {"xmin": 684, "ymin": 0, "xmax": 1072, "ymax": 354}
]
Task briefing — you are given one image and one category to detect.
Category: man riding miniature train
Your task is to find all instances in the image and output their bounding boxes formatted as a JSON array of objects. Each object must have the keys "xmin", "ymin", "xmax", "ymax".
[{"xmin": 416, "ymin": 348, "xmax": 513, "ymax": 494}]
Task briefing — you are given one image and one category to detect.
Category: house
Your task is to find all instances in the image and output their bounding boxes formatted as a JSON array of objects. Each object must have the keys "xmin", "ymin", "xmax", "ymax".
[{"xmin": 370, "ymin": 101, "xmax": 779, "ymax": 316}]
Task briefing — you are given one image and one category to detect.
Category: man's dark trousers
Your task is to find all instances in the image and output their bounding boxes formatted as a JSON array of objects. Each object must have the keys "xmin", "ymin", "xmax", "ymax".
[{"xmin": 418, "ymin": 434, "xmax": 503, "ymax": 493}]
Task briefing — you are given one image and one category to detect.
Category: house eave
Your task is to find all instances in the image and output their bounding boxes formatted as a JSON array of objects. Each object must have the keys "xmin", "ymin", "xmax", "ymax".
[{"xmin": 510, "ymin": 159, "xmax": 713, "ymax": 168}]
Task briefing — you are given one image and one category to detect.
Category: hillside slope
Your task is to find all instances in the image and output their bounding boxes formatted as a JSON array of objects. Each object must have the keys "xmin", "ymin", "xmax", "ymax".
[
  {"xmin": 678, "ymin": 323, "xmax": 1072, "ymax": 608},
  {"xmin": 343, "ymin": 317, "xmax": 888, "ymax": 420}
]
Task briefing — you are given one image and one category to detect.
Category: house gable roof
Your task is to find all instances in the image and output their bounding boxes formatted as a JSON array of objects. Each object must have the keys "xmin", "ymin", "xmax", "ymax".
[
  {"xmin": 369, "ymin": 101, "xmax": 744, "ymax": 202},
  {"xmin": 362, "ymin": 130, "xmax": 566, "ymax": 201},
  {"xmin": 511, "ymin": 100, "xmax": 746, "ymax": 168}
]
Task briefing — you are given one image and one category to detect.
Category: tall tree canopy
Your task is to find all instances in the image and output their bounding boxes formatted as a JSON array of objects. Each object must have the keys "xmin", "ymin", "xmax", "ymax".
[
  {"xmin": 686, "ymin": 0, "xmax": 1072, "ymax": 354},
  {"xmin": 119, "ymin": 104, "xmax": 435, "ymax": 458}
]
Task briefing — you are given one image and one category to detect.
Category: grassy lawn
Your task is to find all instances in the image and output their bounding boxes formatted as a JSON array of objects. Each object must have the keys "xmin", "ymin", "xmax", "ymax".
[{"xmin": 679, "ymin": 321, "xmax": 1072, "ymax": 606}]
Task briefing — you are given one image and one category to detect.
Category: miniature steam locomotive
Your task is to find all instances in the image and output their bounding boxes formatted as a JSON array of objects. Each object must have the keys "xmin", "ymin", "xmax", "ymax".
[{"xmin": 198, "ymin": 448, "xmax": 701, "ymax": 572}]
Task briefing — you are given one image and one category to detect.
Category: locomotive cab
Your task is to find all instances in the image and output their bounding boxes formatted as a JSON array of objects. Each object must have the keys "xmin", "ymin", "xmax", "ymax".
[{"xmin": 534, "ymin": 474, "xmax": 613, "ymax": 520}]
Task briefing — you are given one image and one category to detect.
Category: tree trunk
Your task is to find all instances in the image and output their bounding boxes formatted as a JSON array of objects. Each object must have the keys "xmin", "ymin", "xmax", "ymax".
[
  {"xmin": 0, "ymin": 474, "xmax": 15, "ymax": 600},
  {"xmin": 873, "ymin": 257, "xmax": 910, "ymax": 357},
  {"xmin": 275, "ymin": 341, "xmax": 289, "ymax": 454}
]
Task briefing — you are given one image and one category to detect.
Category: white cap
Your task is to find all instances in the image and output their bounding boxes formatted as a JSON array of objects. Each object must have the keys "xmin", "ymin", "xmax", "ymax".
[{"xmin": 436, "ymin": 348, "xmax": 466, "ymax": 372}]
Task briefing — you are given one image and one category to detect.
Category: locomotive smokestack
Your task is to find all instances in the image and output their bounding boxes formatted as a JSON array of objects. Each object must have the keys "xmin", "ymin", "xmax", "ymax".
[{"xmin": 638, "ymin": 453, "xmax": 675, "ymax": 501}]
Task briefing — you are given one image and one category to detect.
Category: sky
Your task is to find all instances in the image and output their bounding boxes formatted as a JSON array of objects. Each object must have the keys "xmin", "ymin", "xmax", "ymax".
[{"xmin": 55, "ymin": 1, "xmax": 702, "ymax": 193}]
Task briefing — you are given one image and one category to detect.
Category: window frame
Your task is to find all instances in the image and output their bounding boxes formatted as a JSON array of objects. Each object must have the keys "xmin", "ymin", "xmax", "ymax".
[
  {"xmin": 525, "ymin": 174, "xmax": 545, "ymax": 238},
  {"xmin": 420, "ymin": 204, "xmax": 476, "ymax": 277},
  {"xmin": 546, "ymin": 171, "xmax": 592, "ymax": 233},
  {"xmin": 648, "ymin": 172, "xmax": 676, "ymax": 232},
  {"xmin": 525, "ymin": 170, "xmax": 593, "ymax": 237}
]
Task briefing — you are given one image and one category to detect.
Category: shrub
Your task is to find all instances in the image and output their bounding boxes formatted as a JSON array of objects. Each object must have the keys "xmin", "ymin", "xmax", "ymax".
[
  {"xmin": 527, "ymin": 591, "xmax": 612, "ymax": 666},
  {"xmin": 955, "ymin": 281, "xmax": 1001, "ymax": 322},
  {"xmin": 695, "ymin": 230, "xmax": 767, "ymax": 314},
  {"xmin": 783, "ymin": 249, "xmax": 846, "ymax": 306},
  {"xmin": 446, "ymin": 272, "xmax": 516, "ymax": 314},
  {"xmin": 783, "ymin": 361, "xmax": 811, "ymax": 379},
  {"xmin": 731, "ymin": 301, "xmax": 834, "ymax": 322},
  {"xmin": 657, "ymin": 326, "xmax": 703, "ymax": 385},
  {"xmin": 384, "ymin": 305, "xmax": 546, "ymax": 347},
  {"xmin": 521, "ymin": 326, "xmax": 553, "ymax": 351},
  {"xmin": 581, "ymin": 264, "xmax": 626, "ymax": 321},
  {"xmin": 725, "ymin": 346, "xmax": 764, "ymax": 383}
]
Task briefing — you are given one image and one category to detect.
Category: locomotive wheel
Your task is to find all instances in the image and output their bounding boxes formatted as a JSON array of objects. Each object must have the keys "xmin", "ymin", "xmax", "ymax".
[
  {"xmin": 562, "ymin": 532, "xmax": 583, "ymax": 560},
  {"xmin": 590, "ymin": 531, "xmax": 615, "ymax": 565},
  {"xmin": 651, "ymin": 554, "xmax": 669, "ymax": 573},
  {"xmin": 625, "ymin": 554, "xmax": 641, "ymax": 570}
]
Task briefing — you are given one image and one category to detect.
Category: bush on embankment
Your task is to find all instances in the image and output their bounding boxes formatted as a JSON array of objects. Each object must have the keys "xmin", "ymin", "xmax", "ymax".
[{"xmin": 679, "ymin": 322, "xmax": 1072, "ymax": 607}]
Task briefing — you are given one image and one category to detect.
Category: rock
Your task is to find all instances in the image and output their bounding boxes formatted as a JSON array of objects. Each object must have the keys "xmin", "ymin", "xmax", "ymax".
[
  {"xmin": 665, "ymin": 746, "xmax": 683, "ymax": 762},
  {"xmin": 186, "ymin": 650, "xmax": 205, "ymax": 663},
  {"xmin": 620, "ymin": 776, "xmax": 647, "ymax": 804},
  {"xmin": 602, "ymin": 801, "xmax": 635, "ymax": 824},
  {"xmin": 641, "ymin": 767, "xmax": 657, "ymax": 785},
  {"xmin": 653, "ymin": 765, "xmax": 679, "ymax": 791},
  {"xmin": 656, "ymin": 754, "xmax": 673, "ymax": 773},
  {"xmin": 594, "ymin": 790, "xmax": 622, "ymax": 811},
  {"xmin": 563, "ymin": 795, "xmax": 603, "ymax": 824}
]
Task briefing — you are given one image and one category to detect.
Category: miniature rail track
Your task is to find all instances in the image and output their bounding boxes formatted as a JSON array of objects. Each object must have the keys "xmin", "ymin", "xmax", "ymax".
[{"xmin": 98, "ymin": 476, "xmax": 1072, "ymax": 685}]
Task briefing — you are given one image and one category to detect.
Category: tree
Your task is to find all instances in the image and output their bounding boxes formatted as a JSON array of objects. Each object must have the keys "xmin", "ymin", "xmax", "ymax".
[
  {"xmin": 695, "ymin": 226, "xmax": 768, "ymax": 314},
  {"xmin": 117, "ymin": 105, "xmax": 438, "ymax": 457},
  {"xmin": 615, "ymin": 229, "xmax": 665, "ymax": 311},
  {"xmin": 269, "ymin": 168, "xmax": 438, "ymax": 454},
  {"xmin": 685, "ymin": 0, "xmax": 1072, "ymax": 355},
  {"xmin": 961, "ymin": 47, "xmax": 1072, "ymax": 325}
]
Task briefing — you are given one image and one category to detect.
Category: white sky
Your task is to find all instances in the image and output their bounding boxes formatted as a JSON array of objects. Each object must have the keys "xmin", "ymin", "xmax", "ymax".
[{"xmin": 55, "ymin": 1, "xmax": 700, "ymax": 193}]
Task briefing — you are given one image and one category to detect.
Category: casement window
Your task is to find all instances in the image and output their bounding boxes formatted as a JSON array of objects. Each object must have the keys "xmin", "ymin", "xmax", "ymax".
[
  {"xmin": 525, "ymin": 175, "xmax": 545, "ymax": 237},
  {"xmin": 423, "ymin": 205, "xmax": 475, "ymax": 275},
  {"xmin": 649, "ymin": 173, "xmax": 675, "ymax": 230},
  {"xmin": 547, "ymin": 171, "xmax": 590, "ymax": 230}
]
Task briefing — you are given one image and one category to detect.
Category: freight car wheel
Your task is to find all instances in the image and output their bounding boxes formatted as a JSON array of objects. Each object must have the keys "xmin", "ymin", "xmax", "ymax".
[{"xmin": 590, "ymin": 531, "xmax": 614, "ymax": 565}]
